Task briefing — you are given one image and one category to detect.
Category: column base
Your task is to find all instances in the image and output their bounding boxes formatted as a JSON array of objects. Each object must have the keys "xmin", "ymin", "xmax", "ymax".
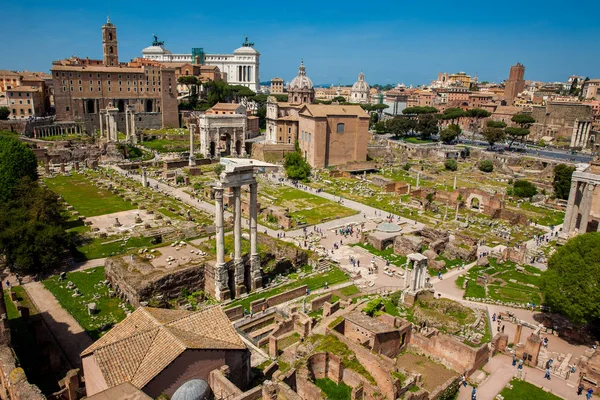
[
  {"xmin": 251, "ymin": 276, "xmax": 263, "ymax": 291},
  {"xmin": 235, "ymin": 284, "xmax": 247, "ymax": 297},
  {"xmin": 215, "ymin": 288, "xmax": 231, "ymax": 302}
]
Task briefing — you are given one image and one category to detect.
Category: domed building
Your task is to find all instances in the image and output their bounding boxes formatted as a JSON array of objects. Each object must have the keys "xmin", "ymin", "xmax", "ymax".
[
  {"xmin": 288, "ymin": 60, "xmax": 315, "ymax": 104},
  {"xmin": 350, "ymin": 72, "xmax": 370, "ymax": 104}
]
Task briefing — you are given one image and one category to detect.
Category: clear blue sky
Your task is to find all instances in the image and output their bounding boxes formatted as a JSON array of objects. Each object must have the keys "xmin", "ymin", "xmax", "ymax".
[{"xmin": 3, "ymin": 0, "xmax": 599, "ymax": 86}]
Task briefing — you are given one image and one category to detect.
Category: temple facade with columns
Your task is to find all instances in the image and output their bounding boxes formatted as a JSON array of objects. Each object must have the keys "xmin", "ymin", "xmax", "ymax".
[{"xmin": 561, "ymin": 160, "xmax": 600, "ymax": 240}]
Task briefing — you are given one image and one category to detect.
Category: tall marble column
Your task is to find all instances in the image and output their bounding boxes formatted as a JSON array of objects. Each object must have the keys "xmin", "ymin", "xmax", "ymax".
[
  {"xmin": 562, "ymin": 180, "xmax": 579, "ymax": 233},
  {"xmin": 189, "ymin": 124, "xmax": 196, "ymax": 167},
  {"xmin": 579, "ymin": 184, "xmax": 594, "ymax": 233},
  {"xmin": 250, "ymin": 182, "xmax": 262, "ymax": 290},
  {"xmin": 214, "ymin": 187, "xmax": 230, "ymax": 300},
  {"xmin": 233, "ymin": 186, "xmax": 246, "ymax": 295}
]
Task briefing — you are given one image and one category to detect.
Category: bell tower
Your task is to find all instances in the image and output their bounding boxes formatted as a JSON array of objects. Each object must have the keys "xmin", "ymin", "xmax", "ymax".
[{"xmin": 102, "ymin": 17, "xmax": 118, "ymax": 66}]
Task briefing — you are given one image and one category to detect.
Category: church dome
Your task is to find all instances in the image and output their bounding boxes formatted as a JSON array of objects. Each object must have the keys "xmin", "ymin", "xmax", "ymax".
[
  {"xmin": 289, "ymin": 61, "xmax": 314, "ymax": 90},
  {"xmin": 352, "ymin": 72, "xmax": 370, "ymax": 92},
  {"xmin": 171, "ymin": 379, "xmax": 211, "ymax": 400}
]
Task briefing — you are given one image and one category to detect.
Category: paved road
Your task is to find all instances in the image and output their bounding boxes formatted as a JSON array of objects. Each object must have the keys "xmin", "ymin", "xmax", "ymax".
[{"xmin": 23, "ymin": 281, "xmax": 93, "ymax": 369}]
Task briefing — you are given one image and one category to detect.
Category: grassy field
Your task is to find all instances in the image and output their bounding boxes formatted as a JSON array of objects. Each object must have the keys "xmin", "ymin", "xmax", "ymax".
[
  {"xmin": 142, "ymin": 138, "xmax": 189, "ymax": 153},
  {"xmin": 225, "ymin": 266, "xmax": 349, "ymax": 311},
  {"xmin": 43, "ymin": 266, "xmax": 133, "ymax": 339},
  {"xmin": 456, "ymin": 258, "xmax": 543, "ymax": 305},
  {"xmin": 499, "ymin": 379, "xmax": 561, "ymax": 400},
  {"xmin": 352, "ymin": 242, "xmax": 408, "ymax": 266},
  {"xmin": 73, "ymin": 235, "xmax": 158, "ymax": 261},
  {"xmin": 509, "ymin": 202, "xmax": 565, "ymax": 227},
  {"xmin": 259, "ymin": 183, "xmax": 357, "ymax": 228},
  {"xmin": 315, "ymin": 378, "xmax": 351, "ymax": 399},
  {"xmin": 45, "ymin": 173, "xmax": 135, "ymax": 217}
]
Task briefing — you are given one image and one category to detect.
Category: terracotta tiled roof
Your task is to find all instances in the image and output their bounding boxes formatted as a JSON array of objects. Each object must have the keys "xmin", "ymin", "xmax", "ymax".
[
  {"xmin": 210, "ymin": 103, "xmax": 244, "ymax": 111},
  {"xmin": 81, "ymin": 306, "xmax": 245, "ymax": 390}
]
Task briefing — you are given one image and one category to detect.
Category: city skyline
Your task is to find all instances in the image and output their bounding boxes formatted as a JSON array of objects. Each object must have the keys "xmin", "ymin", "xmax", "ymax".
[{"xmin": 2, "ymin": 0, "xmax": 599, "ymax": 87}]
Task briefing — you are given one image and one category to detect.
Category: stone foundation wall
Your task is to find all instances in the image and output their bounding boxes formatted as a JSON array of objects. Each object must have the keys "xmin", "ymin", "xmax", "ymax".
[
  {"xmin": 249, "ymin": 285, "xmax": 307, "ymax": 313},
  {"xmin": 82, "ymin": 112, "xmax": 162, "ymax": 134},
  {"xmin": 0, "ymin": 347, "xmax": 44, "ymax": 400},
  {"xmin": 105, "ymin": 257, "xmax": 206, "ymax": 307},
  {"xmin": 309, "ymin": 293, "xmax": 332, "ymax": 312},
  {"xmin": 0, "ymin": 120, "xmax": 27, "ymax": 134},
  {"xmin": 407, "ymin": 330, "xmax": 490, "ymax": 375},
  {"xmin": 323, "ymin": 301, "xmax": 340, "ymax": 317},
  {"xmin": 251, "ymin": 143, "xmax": 295, "ymax": 163},
  {"xmin": 225, "ymin": 305, "xmax": 244, "ymax": 321}
]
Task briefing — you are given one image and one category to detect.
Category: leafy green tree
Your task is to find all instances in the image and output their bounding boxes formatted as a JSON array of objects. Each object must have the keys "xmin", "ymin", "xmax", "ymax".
[
  {"xmin": 505, "ymin": 127, "xmax": 530, "ymax": 149},
  {"xmin": 511, "ymin": 114, "xmax": 535, "ymax": 129},
  {"xmin": 0, "ymin": 178, "xmax": 69, "ymax": 274},
  {"xmin": 478, "ymin": 160, "xmax": 494, "ymax": 173},
  {"xmin": 284, "ymin": 145, "xmax": 311, "ymax": 181},
  {"xmin": 444, "ymin": 159, "xmax": 458, "ymax": 171},
  {"xmin": 373, "ymin": 121, "xmax": 387, "ymax": 134},
  {"xmin": 0, "ymin": 136, "xmax": 38, "ymax": 202},
  {"xmin": 369, "ymin": 112, "xmax": 379, "ymax": 127},
  {"xmin": 540, "ymin": 233, "xmax": 600, "ymax": 325},
  {"xmin": 0, "ymin": 107, "xmax": 9, "ymax": 120},
  {"xmin": 439, "ymin": 128, "xmax": 458, "ymax": 144},
  {"xmin": 416, "ymin": 114, "xmax": 438, "ymax": 140},
  {"xmin": 465, "ymin": 108, "xmax": 491, "ymax": 137},
  {"xmin": 440, "ymin": 107, "xmax": 466, "ymax": 125},
  {"xmin": 486, "ymin": 120, "xmax": 507, "ymax": 129},
  {"xmin": 569, "ymin": 78, "xmax": 579, "ymax": 95},
  {"xmin": 553, "ymin": 164, "xmax": 576, "ymax": 200},
  {"xmin": 482, "ymin": 127, "xmax": 506, "ymax": 147},
  {"xmin": 513, "ymin": 180, "xmax": 537, "ymax": 198},
  {"xmin": 214, "ymin": 163, "xmax": 225, "ymax": 176},
  {"xmin": 402, "ymin": 106, "xmax": 438, "ymax": 115},
  {"xmin": 386, "ymin": 117, "xmax": 416, "ymax": 138},
  {"xmin": 361, "ymin": 104, "xmax": 389, "ymax": 113},
  {"xmin": 229, "ymin": 85, "xmax": 256, "ymax": 101}
]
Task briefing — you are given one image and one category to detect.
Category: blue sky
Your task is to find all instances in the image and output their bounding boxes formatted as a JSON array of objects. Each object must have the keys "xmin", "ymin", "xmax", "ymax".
[{"xmin": 3, "ymin": 0, "xmax": 599, "ymax": 86}]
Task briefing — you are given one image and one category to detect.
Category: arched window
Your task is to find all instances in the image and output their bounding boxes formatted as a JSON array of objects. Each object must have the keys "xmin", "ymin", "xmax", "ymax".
[
  {"xmin": 109, "ymin": 46, "xmax": 113, "ymax": 54},
  {"xmin": 109, "ymin": 32, "xmax": 113, "ymax": 41},
  {"xmin": 336, "ymin": 123, "xmax": 345, "ymax": 134}
]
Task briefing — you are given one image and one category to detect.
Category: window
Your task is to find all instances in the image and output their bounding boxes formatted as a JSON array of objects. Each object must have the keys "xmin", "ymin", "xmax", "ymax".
[
  {"xmin": 79, "ymin": 87, "xmax": 82, "ymax": 92},
  {"xmin": 19, "ymin": 100, "xmax": 22, "ymax": 104},
  {"xmin": 28, "ymin": 109, "xmax": 32, "ymax": 114},
  {"xmin": 66, "ymin": 106, "xmax": 70, "ymax": 111},
  {"xmin": 26, "ymin": 100, "xmax": 30, "ymax": 104},
  {"xmin": 78, "ymin": 80, "xmax": 81, "ymax": 85},
  {"xmin": 12, "ymin": 109, "xmax": 15, "ymax": 114},
  {"xmin": 288, "ymin": 127, "xmax": 291, "ymax": 134},
  {"xmin": 107, "ymin": 74, "xmax": 110, "ymax": 78},
  {"xmin": 97, "ymin": 74, "xmax": 100, "ymax": 78},
  {"xmin": 336, "ymin": 123, "xmax": 345, "ymax": 133},
  {"xmin": 98, "ymin": 80, "xmax": 101, "ymax": 85},
  {"xmin": 90, "ymin": 87, "xmax": 93, "ymax": 92}
]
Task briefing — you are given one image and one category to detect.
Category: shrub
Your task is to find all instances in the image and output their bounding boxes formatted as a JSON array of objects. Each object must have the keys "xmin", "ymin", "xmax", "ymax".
[
  {"xmin": 513, "ymin": 180, "xmax": 537, "ymax": 198},
  {"xmin": 364, "ymin": 298, "xmax": 383, "ymax": 316},
  {"xmin": 402, "ymin": 163, "xmax": 411, "ymax": 171},
  {"xmin": 444, "ymin": 159, "xmax": 458, "ymax": 171},
  {"xmin": 478, "ymin": 160, "xmax": 494, "ymax": 173}
]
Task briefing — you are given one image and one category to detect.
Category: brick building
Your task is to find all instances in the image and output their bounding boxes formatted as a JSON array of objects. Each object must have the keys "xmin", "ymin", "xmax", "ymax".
[
  {"xmin": 530, "ymin": 102, "xmax": 593, "ymax": 145},
  {"xmin": 51, "ymin": 18, "xmax": 178, "ymax": 132},
  {"xmin": 504, "ymin": 63, "xmax": 525, "ymax": 105},
  {"xmin": 297, "ymin": 103, "xmax": 370, "ymax": 168},
  {"xmin": 81, "ymin": 306, "xmax": 250, "ymax": 398}
]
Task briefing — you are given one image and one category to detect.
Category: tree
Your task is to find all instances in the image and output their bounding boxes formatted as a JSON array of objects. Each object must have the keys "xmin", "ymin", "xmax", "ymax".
[
  {"xmin": 0, "ymin": 136, "xmax": 38, "ymax": 202},
  {"xmin": 214, "ymin": 163, "xmax": 225, "ymax": 176},
  {"xmin": 486, "ymin": 120, "xmax": 507, "ymax": 129},
  {"xmin": 478, "ymin": 160, "xmax": 494, "ymax": 173},
  {"xmin": 482, "ymin": 127, "xmax": 506, "ymax": 147},
  {"xmin": 402, "ymin": 106, "xmax": 438, "ymax": 116},
  {"xmin": 386, "ymin": 117, "xmax": 416, "ymax": 138},
  {"xmin": 553, "ymin": 164, "xmax": 576, "ymax": 200},
  {"xmin": 511, "ymin": 114, "xmax": 535, "ymax": 129},
  {"xmin": 0, "ymin": 107, "xmax": 9, "ymax": 120},
  {"xmin": 513, "ymin": 180, "xmax": 537, "ymax": 198},
  {"xmin": 569, "ymin": 78, "xmax": 579, "ymax": 95},
  {"xmin": 465, "ymin": 108, "xmax": 491, "ymax": 137},
  {"xmin": 440, "ymin": 107, "xmax": 466, "ymax": 125},
  {"xmin": 416, "ymin": 114, "xmax": 438, "ymax": 140},
  {"xmin": 284, "ymin": 145, "xmax": 311, "ymax": 181},
  {"xmin": 444, "ymin": 159, "xmax": 458, "ymax": 171},
  {"xmin": 540, "ymin": 233, "xmax": 600, "ymax": 325},
  {"xmin": 505, "ymin": 127, "xmax": 530, "ymax": 149},
  {"xmin": 439, "ymin": 128, "xmax": 458, "ymax": 144},
  {"xmin": 373, "ymin": 121, "xmax": 386, "ymax": 134},
  {"xmin": 369, "ymin": 112, "xmax": 379, "ymax": 128}
]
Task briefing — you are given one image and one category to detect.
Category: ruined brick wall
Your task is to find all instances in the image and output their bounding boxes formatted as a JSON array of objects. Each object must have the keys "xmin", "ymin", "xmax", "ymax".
[
  {"xmin": 530, "ymin": 103, "xmax": 593, "ymax": 141},
  {"xmin": 309, "ymin": 293, "xmax": 332, "ymax": 312},
  {"xmin": 249, "ymin": 285, "xmax": 308, "ymax": 313},
  {"xmin": 373, "ymin": 331, "xmax": 402, "ymax": 358},
  {"xmin": 82, "ymin": 112, "xmax": 162, "ymax": 134},
  {"xmin": 257, "ymin": 234, "xmax": 310, "ymax": 267},
  {"xmin": 407, "ymin": 331, "xmax": 491, "ymax": 375},
  {"xmin": 0, "ymin": 347, "xmax": 44, "ymax": 400},
  {"xmin": 225, "ymin": 305, "xmax": 244, "ymax": 321},
  {"xmin": 209, "ymin": 368, "xmax": 243, "ymax": 399},
  {"xmin": 251, "ymin": 142, "xmax": 295, "ymax": 163}
]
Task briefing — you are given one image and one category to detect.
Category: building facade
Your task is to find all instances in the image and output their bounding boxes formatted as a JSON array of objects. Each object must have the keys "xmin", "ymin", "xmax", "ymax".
[
  {"xmin": 6, "ymin": 87, "xmax": 44, "ymax": 119},
  {"xmin": 287, "ymin": 61, "xmax": 314, "ymax": 104},
  {"xmin": 582, "ymin": 79, "xmax": 600, "ymax": 100},
  {"xmin": 561, "ymin": 161, "xmax": 600, "ymax": 239},
  {"xmin": 350, "ymin": 72, "xmax": 370, "ymax": 104},
  {"xmin": 51, "ymin": 19, "xmax": 179, "ymax": 131},
  {"xmin": 195, "ymin": 103, "xmax": 247, "ymax": 158},
  {"xmin": 530, "ymin": 102, "xmax": 593, "ymax": 146},
  {"xmin": 504, "ymin": 63, "xmax": 525, "ymax": 105},
  {"xmin": 142, "ymin": 37, "xmax": 260, "ymax": 92},
  {"xmin": 270, "ymin": 78, "xmax": 284, "ymax": 94}
]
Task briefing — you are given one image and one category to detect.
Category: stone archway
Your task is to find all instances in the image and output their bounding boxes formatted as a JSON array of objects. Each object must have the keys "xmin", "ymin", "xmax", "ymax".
[
  {"xmin": 467, "ymin": 194, "xmax": 483, "ymax": 211},
  {"xmin": 220, "ymin": 132, "xmax": 232, "ymax": 156},
  {"xmin": 235, "ymin": 140, "xmax": 242, "ymax": 156},
  {"xmin": 210, "ymin": 142, "xmax": 216, "ymax": 158}
]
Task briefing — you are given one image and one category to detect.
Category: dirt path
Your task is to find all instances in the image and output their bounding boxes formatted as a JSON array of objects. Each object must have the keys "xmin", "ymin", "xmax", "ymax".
[{"xmin": 23, "ymin": 281, "xmax": 92, "ymax": 369}]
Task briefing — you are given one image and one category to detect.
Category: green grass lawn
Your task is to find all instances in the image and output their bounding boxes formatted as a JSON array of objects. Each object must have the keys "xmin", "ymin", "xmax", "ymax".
[
  {"xmin": 278, "ymin": 332, "xmax": 300, "ymax": 351},
  {"xmin": 225, "ymin": 266, "xmax": 349, "ymax": 311},
  {"xmin": 499, "ymin": 379, "xmax": 561, "ymax": 400},
  {"xmin": 45, "ymin": 173, "xmax": 135, "ymax": 217},
  {"xmin": 457, "ymin": 258, "xmax": 543, "ymax": 304},
  {"xmin": 315, "ymin": 378, "xmax": 352, "ymax": 399},
  {"xmin": 43, "ymin": 266, "xmax": 133, "ymax": 339},
  {"xmin": 509, "ymin": 202, "xmax": 565, "ymax": 227},
  {"xmin": 73, "ymin": 235, "xmax": 158, "ymax": 261},
  {"xmin": 352, "ymin": 242, "xmax": 408, "ymax": 266},
  {"xmin": 259, "ymin": 183, "xmax": 357, "ymax": 228},
  {"xmin": 404, "ymin": 137, "xmax": 434, "ymax": 144},
  {"xmin": 141, "ymin": 137, "xmax": 188, "ymax": 153}
]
